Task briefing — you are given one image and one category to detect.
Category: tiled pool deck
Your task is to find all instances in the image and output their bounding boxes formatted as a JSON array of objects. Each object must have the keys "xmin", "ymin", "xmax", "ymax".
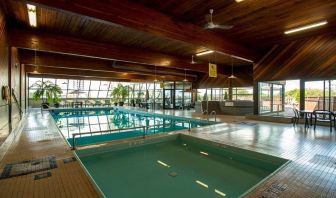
[{"xmin": 0, "ymin": 108, "xmax": 335, "ymax": 197}]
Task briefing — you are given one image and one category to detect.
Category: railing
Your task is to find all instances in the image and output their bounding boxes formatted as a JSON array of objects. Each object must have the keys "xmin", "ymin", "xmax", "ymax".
[
  {"xmin": 210, "ymin": 110, "xmax": 217, "ymax": 122},
  {"xmin": 71, "ymin": 120, "xmax": 191, "ymax": 150},
  {"xmin": 146, "ymin": 121, "xmax": 191, "ymax": 133},
  {"xmin": 11, "ymin": 88, "xmax": 23, "ymax": 116},
  {"xmin": 72, "ymin": 126, "xmax": 146, "ymax": 150}
]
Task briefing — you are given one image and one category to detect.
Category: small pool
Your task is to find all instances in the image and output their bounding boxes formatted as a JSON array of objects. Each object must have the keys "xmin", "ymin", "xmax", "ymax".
[
  {"xmin": 50, "ymin": 107, "xmax": 215, "ymax": 147},
  {"xmin": 76, "ymin": 134, "xmax": 288, "ymax": 198}
]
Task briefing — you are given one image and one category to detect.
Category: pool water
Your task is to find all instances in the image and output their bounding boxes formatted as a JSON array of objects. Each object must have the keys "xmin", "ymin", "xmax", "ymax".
[
  {"xmin": 76, "ymin": 134, "xmax": 288, "ymax": 198},
  {"xmin": 50, "ymin": 108, "xmax": 213, "ymax": 146}
]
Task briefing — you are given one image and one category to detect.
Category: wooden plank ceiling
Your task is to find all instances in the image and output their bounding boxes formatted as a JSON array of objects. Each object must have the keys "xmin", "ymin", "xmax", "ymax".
[
  {"xmin": 254, "ymin": 34, "xmax": 336, "ymax": 81},
  {"xmin": 136, "ymin": 0, "xmax": 336, "ymax": 48},
  {"xmin": 2, "ymin": 0, "xmax": 336, "ymax": 83}
]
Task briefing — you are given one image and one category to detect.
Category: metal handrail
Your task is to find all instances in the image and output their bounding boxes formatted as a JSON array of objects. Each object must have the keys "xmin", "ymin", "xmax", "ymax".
[
  {"xmin": 210, "ymin": 110, "xmax": 217, "ymax": 122},
  {"xmin": 146, "ymin": 120, "xmax": 191, "ymax": 132},
  {"xmin": 72, "ymin": 126, "xmax": 146, "ymax": 150},
  {"xmin": 11, "ymin": 88, "xmax": 23, "ymax": 116},
  {"xmin": 71, "ymin": 120, "xmax": 192, "ymax": 149}
]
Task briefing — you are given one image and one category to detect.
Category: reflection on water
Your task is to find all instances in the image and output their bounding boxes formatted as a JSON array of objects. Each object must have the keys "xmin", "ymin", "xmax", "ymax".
[{"xmin": 51, "ymin": 109, "xmax": 208, "ymax": 139}]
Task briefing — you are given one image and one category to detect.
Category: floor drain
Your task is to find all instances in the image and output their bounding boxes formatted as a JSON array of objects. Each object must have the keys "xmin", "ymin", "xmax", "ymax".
[
  {"xmin": 63, "ymin": 157, "xmax": 77, "ymax": 164},
  {"xmin": 168, "ymin": 172, "xmax": 177, "ymax": 177},
  {"xmin": 34, "ymin": 172, "xmax": 51, "ymax": 180}
]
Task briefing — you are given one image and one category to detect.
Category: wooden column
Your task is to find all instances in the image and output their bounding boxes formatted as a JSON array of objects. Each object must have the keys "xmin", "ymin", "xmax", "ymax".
[
  {"xmin": 228, "ymin": 79, "xmax": 233, "ymax": 101},
  {"xmin": 253, "ymin": 81, "xmax": 259, "ymax": 115},
  {"xmin": 299, "ymin": 79, "xmax": 305, "ymax": 110}
]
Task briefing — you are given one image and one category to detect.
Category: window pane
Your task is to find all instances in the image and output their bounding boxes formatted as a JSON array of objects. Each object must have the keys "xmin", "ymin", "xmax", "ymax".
[
  {"xmin": 29, "ymin": 77, "xmax": 42, "ymax": 88},
  {"xmin": 100, "ymin": 81, "xmax": 110, "ymax": 90},
  {"xmin": 89, "ymin": 91, "xmax": 99, "ymax": 98},
  {"xmin": 98, "ymin": 91, "xmax": 108, "ymax": 98},
  {"xmin": 90, "ymin": 81, "xmax": 101, "ymax": 90},
  {"xmin": 83, "ymin": 80, "xmax": 90, "ymax": 90},
  {"xmin": 43, "ymin": 78, "xmax": 56, "ymax": 84},
  {"xmin": 56, "ymin": 79, "xmax": 68, "ymax": 90}
]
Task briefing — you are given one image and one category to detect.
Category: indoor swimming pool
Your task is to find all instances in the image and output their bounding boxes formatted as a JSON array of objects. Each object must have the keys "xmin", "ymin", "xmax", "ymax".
[
  {"xmin": 75, "ymin": 134, "xmax": 288, "ymax": 198},
  {"xmin": 50, "ymin": 107, "xmax": 215, "ymax": 147}
]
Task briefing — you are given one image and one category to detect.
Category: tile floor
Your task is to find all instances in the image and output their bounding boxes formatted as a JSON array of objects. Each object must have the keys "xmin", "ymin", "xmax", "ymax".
[{"xmin": 0, "ymin": 108, "xmax": 335, "ymax": 197}]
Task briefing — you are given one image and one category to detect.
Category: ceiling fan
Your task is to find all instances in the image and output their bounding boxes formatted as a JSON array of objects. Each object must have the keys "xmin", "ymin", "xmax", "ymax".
[{"xmin": 204, "ymin": 9, "xmax": 233, "ymax": 30}]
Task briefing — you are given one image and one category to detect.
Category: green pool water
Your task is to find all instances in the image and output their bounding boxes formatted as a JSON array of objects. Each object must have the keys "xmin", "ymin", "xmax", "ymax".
[
  {"xmin": 76, "ymin": 134, "xmax": 288, "ymax": 198},
  {"xmin": 50, "ymin": 107, "xmax": 213, "ymax": 147}
]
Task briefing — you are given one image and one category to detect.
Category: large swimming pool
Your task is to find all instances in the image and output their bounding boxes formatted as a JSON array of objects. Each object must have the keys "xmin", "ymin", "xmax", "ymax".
[
  {"xmin": 76, "ymin": 134, "xmax": 288, "ymax": 198},
  {"xmin": 50, "ymin": 107, "xmax": 215, "ymax": 147}
]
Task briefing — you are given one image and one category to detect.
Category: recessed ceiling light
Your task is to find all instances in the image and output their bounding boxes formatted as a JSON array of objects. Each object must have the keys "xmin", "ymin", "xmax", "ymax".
[
  {"xmin": 196, "ymin": 50, "xmax": 214, "ymax": 56},
  {"xmin": 27, "ymin": 4, "xmax": 37, "ymax": 27},
  {"xmin": 235, "ymin": 0, "xmax": 245, "ymax": 2},
  {"xmin": 284, "ymin": 21, "xmax": 328, "ymax": 34}
]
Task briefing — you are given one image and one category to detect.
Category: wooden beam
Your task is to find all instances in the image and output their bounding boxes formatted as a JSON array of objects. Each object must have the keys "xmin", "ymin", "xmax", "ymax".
[
  {"xmin": 21, "ymin": 0, "xmax": 259, "ymax": 61},
  {"xmin": 28, "ymin": 73, "xmax": 132, "ymax": 82},
  {"xmin": 25, "ymin": 65, "xmax": 191, "ymax": 82},
  {"xmin": 9, "ymin": 27, "xmax": 209, "ymax": 73},
  {"xmin": 19, "ymin": 49, "xmax": 198, "ymax": 79}
]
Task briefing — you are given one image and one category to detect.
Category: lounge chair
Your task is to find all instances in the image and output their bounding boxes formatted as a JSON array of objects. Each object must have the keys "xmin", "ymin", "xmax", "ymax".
[
  {"xmin": 94, "ymin": 100, "xmax": 102, "ymax": 107},
  {"xmin": 104, "ymin": 100, "xmax": 111, "ymax": 106}
]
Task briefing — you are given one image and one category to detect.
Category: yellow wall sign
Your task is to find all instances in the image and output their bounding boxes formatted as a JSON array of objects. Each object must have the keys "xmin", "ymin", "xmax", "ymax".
[{"xmin": 209, "ymin": 63, "xmax": 217, "ymax": 77}]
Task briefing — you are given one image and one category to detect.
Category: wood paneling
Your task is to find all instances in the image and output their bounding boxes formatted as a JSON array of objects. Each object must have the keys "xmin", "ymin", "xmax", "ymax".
[
  {"xmin": 10, "ymin": 47, "xmax": 22, "ymax": 124},
  {"xmin": 195, "ymin": 66, "xmax": 253, "ymax": 88},
  {"xmin": 0, "ymin": 3, "xmax": 9, "ymax": 134},
  {"xmin": 254, "ymin": 34, "xmax": 336, "ymax": 81},
  {"xmin": 9, "ymin": 27, "xmax": 214, "ymax": 73},
  {"xmin": 136, "ymin": 0, "xmax": 336, "ymax": 49},
  {"xmin": 5, "ymin": 1, "xmax": 207, "ymax": 58},
  {"xmin": 19, "ymin": 49, "xmax": 198, "ymax": 80},
  {"xmin": 25, "ymin": 65, "xmax": 191, "ymax": 82},
  {"xmin": 11, "ymin": 0, "xmax": 258, "ymax": 61}
]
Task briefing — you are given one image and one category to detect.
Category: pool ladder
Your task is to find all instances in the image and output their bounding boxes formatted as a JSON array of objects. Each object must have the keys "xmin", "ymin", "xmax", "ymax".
[{"xmin": 203, "ymin": 110, "xmax": 217, "ymax": 122}]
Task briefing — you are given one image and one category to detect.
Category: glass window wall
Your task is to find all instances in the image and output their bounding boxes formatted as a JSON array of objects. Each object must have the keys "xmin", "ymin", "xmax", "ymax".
[{"xmin": 28, "ymin": 77, "xmax": 195, "ymax": 110}]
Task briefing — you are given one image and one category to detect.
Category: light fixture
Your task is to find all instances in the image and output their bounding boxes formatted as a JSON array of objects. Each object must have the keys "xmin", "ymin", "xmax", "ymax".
[
  {"xmin": 284, "ymin": 21, "xmax": 328, "ymax": 34},
  {"xmin": 191, "ymin": 55, "xmax": 196, "ymax": 64},
  {"xmin": 33, "ymin": 48, "xmax": 38, "ymax": 73},
  {"xmin": 183, "ymin": 69, "xmax": 188, "ymax": 82},
  {"xmin": 196, "ymin": 50, "xmax": 214, "ymax": 56},
  {"xmin": 27, "ymin": 4, "xmax": 37, "ymax": 27},
  {"xmin": 228, "ymin": 56, "xmax": 236, "ymax": 79},
  {"xmin": 235, "ymin": 0, "xmax": 245, "ymax": 2}
]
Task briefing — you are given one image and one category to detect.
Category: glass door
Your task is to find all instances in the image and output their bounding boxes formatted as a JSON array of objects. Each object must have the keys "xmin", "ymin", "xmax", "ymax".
[
  {"xmin": 304, "ymin": 81, "xmax": 325, "ymax": 111},
  {"xmin": 259, "ymin": 82, "xmax": 272, "ymax": 114},
  {"xmin": 331, "ymin": 80, "xmax": 336, "ymax": 112},
  {"xmin": 164, "ymin": 89, "xmax": 173, "ymax": 109},
  {"xmin": 272, "ymin": 84, "xmax": 283, "ymax": 112}
]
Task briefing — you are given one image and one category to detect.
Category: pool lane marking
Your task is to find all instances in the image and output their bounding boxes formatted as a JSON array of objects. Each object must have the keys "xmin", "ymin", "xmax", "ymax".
[
  {"xmin": 195, "ymin": 180, "xmax": 208, "ymax": 188},
  {"xmin": 215, "ymin": 189, "xmax": 226, "ymax": 196},
  {"xmin": 157, "ymin": 160, "xmax": 170, "ymax": 168}
]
